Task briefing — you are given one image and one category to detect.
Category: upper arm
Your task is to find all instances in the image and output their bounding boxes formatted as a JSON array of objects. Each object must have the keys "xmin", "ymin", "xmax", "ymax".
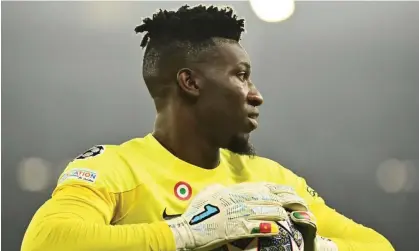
[
  {"xmin": 34, "ymin": 145, "xmax": 125, "ymax": 224},
  {"xmin": 21, "ymin": 145, "xmax": 176, "ymax": 251}
]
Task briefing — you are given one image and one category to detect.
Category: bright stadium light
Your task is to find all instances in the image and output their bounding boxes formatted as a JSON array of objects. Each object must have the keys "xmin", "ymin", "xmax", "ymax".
[
  {"xmin": 17, "ymin": 157, "xmax": 52, "ymax": 192},
  {"xmin": 376, "ymin": 159, "xmax": 407, "ymax": 193},
  {"xmin": 249, "ymin": 0, "xmax": 295, "ymax": 23}
]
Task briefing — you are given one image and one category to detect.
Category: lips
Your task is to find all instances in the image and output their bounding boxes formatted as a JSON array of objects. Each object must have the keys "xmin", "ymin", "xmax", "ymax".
[
  {"xmin": 246, "ymin": 110, "xmax": 259, "ymax": 131},
  {"xmin": 247, "ymin": 110, "xmax": 259, "ymax": 130},
  {"xmin": 248, "ymin": 117, "xmax": 259, "ymax": 130}
]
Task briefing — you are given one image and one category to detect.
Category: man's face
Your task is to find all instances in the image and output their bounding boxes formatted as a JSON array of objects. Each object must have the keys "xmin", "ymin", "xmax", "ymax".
[{"xmin": 193, "ymin": 41, "xmax": 263, "ymax": 156}]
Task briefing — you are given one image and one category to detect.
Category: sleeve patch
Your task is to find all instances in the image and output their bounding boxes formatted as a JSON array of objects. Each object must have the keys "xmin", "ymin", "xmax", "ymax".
[
  {"xmin": 75, "ymin": 145, "xmax": 105, "ymax": 160},
  {"xmin": 59, "ymin": 168, "xmax": 98, "ymax": 184},
  {"xmin": 306, "ymin": 186, "xmax": 318, "ymax": 197}
]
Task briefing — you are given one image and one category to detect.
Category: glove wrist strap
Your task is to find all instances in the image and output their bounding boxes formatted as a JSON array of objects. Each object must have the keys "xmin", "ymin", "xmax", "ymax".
[
  {"xmin": 167, "ymin": 217, "xmax": 194, "ymax": 251},
  {"xmin": 315, "ymin": 236, "xmax": 339, "ymax": 251}
]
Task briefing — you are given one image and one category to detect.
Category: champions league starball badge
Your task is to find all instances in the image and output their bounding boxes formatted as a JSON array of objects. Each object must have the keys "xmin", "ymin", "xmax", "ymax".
[{"xmin": 76, "ymin": 145, "xmax": 105, "ymax": 160}]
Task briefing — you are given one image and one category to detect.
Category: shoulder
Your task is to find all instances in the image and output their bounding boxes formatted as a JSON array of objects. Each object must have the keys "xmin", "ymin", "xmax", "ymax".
[
  {"xmin": 251, "ymin": 155, "xmax": 303, "ymax": 184},
  {"xmin": 221, "ymin": 150, "xmax": 314, "ymax": 191},
  {"xmin": 57, "ymin": 138, "xmax": 145, "ymax": 193},
  {"xmin": 222, "ymin": 151, "xmax": 324, "ymax": 203},
  {"xmin": 221, "ymin": 149, "xmax": 295, "ymax": 177},
  {"xmin": 249, "ymin": 155, "xmax": 324, "ymax": 203}
]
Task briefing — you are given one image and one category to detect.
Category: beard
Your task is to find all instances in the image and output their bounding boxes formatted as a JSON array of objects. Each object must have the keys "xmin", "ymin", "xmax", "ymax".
[{"xmin": 225, "ymin": 133, "xmax": 256, "ymax": 157}]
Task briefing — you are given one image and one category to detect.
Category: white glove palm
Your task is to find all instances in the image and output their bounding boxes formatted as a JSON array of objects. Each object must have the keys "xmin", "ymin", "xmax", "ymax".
[{"xmin": 167, "ymin": 183, "xmax": 309, "ymax": 251}]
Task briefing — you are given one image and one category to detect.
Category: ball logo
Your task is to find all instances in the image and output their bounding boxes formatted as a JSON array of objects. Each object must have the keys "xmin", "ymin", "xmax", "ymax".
[{"xmin": 174, "ymin": 181, "xmax": 192, "ymax": 200}]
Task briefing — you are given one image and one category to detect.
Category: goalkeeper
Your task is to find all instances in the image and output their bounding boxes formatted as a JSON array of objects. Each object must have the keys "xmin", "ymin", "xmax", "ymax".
[{"xmin": 22, "ymin": 4, "xmax": 394, "ymax": 251}]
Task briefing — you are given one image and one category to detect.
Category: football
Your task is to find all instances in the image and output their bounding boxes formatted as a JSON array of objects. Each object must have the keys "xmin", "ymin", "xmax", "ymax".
[{"xmin": 212, "ymin": 219, "xmax": 304, "ymax": 251}]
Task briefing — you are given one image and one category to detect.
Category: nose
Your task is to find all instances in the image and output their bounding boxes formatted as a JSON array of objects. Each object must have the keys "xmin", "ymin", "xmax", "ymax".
[{"xmin": 247, "ymin": 86, "xmax": 264, "ymax": 107}]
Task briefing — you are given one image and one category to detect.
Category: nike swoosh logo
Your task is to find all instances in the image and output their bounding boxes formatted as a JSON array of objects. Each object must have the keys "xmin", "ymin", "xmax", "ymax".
[{"xmin": 162, "ymin": 208, "xmax": 181, "ymax": 220}]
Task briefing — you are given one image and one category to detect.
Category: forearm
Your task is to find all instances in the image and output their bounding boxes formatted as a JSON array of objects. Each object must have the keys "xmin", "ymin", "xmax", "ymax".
[
  {"xmin": 287, "ymin": 174, "xmax": 395, "ymax": 251},
  {"xmin": 21, "ymin": 198, "xmax": 176, "ymax": 251},
  {"xmin": 329, "ymin": 234, "xmax": 395, "ymax": 251},
  {"xmin": 21, "ymin": 218, "xmax": 175, "ymax": 251},
  {"xmin": 313, "ymin": 205, "xmax": 395, "ymax": 251}
]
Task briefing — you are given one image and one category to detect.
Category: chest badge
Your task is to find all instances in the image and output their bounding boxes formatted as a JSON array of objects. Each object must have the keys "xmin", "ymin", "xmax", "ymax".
[{"xmin": 174, "ymin": 181, "xmax": 192, "ymax": 201}]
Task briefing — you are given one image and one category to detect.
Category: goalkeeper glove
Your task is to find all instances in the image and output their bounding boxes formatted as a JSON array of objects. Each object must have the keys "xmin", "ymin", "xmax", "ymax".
[
  {"xmin": 290, "ymin": 211, "xmax": 339, "ymax": 251},
  {"xmin": 166, "ymin": 183, "xmax": 309, "ymax": 251}
]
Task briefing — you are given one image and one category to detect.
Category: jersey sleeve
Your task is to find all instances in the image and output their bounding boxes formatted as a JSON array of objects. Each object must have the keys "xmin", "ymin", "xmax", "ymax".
[
  {"xmin": 277, "ymin": 166, "xmax": 395, "ymax": 251},
  {"xmin": 21, "ymin": 145, "xmax": 176, "ymax": 251}
]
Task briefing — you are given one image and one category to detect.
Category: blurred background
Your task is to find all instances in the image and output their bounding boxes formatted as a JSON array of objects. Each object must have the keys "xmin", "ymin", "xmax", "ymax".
[{"xmin": 2, "ymin": 1, "xmax": 419, "ymax": 250}]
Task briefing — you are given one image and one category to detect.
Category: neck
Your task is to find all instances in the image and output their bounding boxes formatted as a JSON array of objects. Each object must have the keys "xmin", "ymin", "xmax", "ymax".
[{"xmin": 152, "ymin": 107, "xmax": 220, "ymax": 169}]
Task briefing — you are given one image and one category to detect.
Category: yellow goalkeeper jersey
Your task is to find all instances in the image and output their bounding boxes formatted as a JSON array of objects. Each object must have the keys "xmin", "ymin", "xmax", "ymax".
[{"xmin": 21, "ymin": 134, "xmax": 394, "ymax": 251}]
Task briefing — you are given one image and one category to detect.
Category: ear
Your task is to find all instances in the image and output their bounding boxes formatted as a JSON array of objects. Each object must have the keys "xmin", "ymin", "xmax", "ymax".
[{"xmin": 176, "ymin": 68, "xmax": 200, "ymax": 97}]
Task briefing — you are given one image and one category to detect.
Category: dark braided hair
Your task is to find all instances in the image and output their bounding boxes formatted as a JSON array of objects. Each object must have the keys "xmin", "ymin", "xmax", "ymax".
[
  {"xmin": 135, "ymin": 5, "xmax": 245, "ymax": 48},
  {"xmin": 135, "ymin": 5, "xmax": 245, "ymax": 100}
]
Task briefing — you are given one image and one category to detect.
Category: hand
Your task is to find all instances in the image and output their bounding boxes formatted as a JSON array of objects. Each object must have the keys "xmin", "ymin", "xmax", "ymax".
[
  {"xmin": 166, "ymin": 183, "xmax": 308, "ymax": 251},
  {"xmin": 245, "ymin": 182, "xmax": 338, "ymax": 251},
  {"xmin": 231, "ymin": 182, "xmax": 309, "ymax": 212},
  {"xmin": 290, "ymin": 211, "xmax": 338, "ymax": 251}
]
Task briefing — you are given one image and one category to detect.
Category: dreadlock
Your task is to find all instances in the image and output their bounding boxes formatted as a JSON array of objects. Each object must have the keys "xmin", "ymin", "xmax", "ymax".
[{"xmin": 135, "ymin": 4, "xmax": 245, "ymax": 100}]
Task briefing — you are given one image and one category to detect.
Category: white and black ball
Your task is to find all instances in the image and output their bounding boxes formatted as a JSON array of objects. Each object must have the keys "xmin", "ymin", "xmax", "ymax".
[{"xmin": 213, "ymin": 219, "xmax": 304, "ymax": 251}]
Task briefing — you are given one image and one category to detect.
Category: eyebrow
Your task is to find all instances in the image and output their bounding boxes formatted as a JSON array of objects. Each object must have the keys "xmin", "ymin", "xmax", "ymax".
[{"xmin": 237, "ymin": 62, "xmax": 251, "ymax": 70}]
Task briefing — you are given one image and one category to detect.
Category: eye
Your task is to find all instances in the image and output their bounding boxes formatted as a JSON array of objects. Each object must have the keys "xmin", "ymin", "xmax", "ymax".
[{"xmin": 237, "ymin": 71, "xmax": 249, "ymax": 81}]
